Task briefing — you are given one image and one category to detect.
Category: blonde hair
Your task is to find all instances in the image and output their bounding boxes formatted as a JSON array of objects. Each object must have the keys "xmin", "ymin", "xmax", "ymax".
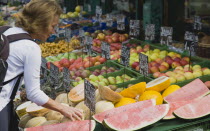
[{"xmin": 15, "ymin": 0, "xmax": 62, "ymax": 35}]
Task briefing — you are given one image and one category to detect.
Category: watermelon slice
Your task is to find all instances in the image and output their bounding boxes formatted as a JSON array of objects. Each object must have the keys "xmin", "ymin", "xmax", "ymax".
[
  {"xmin": 164, "ymin": 79, "xmax": 210, "ymax": 103},
  {"xmin": 24, "ymin": 120, "xmax": 95, "ymax": 131},
  {"xmin": 164, "ymin": 79, "xmax": 210, "ymax": 119},
  {"xmin": 104, "ymin": 104, "xmax": 169, "ymax": 131},
  {"xmin": 174, "ymin": 94, "xmax": 210, "ymax": 119},
  {"xmin": 93, "ymin": 99, "xmax": 156, "ymax": 123}
]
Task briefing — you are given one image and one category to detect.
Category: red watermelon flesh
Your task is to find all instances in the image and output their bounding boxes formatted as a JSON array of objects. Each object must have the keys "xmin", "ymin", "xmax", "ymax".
[
  {"xmin": 104, "ymin": 104, "xmax": 169, "ymax": 131},
  {"xmin": 164, "ymin": 79, "xmax": 210, "ymax": 103},
  {"xmin": 163, "ymin": 99, "xmax": 198, "ymax": 119},
  {"xmin": 24, "ymin": 120, "xmax": 95, "ymax": 131},
  {"xmin": 174, "ymin": 94, "xmax": 210, "ymax": 119},
  {"xmin": 93, "ymin": 99, "xmax": 156, "ymax": 123}
]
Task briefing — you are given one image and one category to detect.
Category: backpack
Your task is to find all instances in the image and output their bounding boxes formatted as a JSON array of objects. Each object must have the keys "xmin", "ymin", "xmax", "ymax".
[{"xmin": 0, "ymin": 26, "xmax": 33, "ymax": 99}]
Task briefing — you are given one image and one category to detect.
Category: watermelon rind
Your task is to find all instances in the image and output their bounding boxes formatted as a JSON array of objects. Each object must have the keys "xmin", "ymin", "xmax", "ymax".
[
  {"xmin": 103, "ymin": 104, "xmax": 169, "ymax": 131},
  {"xmin": 92, "ymin": 99, "xmax": 156, "ymax": 123}
]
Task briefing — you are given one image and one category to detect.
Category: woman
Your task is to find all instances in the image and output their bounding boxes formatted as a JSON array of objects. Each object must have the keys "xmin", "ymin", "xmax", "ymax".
[{"xmin": 0, "ymin": 0, "xmax": 82, "ymax": 131}]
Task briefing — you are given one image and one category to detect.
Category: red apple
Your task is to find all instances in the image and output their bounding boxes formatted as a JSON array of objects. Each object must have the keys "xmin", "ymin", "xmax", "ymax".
[
  {"xmin": 94, "ymin": 62, "xmax": 101, "ymax": 66},
  {"xmin": 159, "ymin": 73, "xmax": 168, "ymax": 77},
  {"xmin": 150, "ymin": 66, "xmax": 159, "ymax": 73},
  {"xmin": 165, "ymin": 59, "xmax": 174, "ymax": 66},
  {"xmin": 99, "ymin": 57, "xmax": 106, "ymax": 64},
  {"xmin": 159, "ymin": 65, "xmax": 168, "ymax": 72},
  {"xmin": 46, "ymin": 62, "xmax": 51, "ymax": 69},
  {"xmin": 171, "ymin": 61, "xmax": 181, "ymax": 68},
  {"xmin": 173, "ymin": 57, "xmax": 181, "ymax": 62},
  {"xmin": 135, "ymin": 65, "xmax": 140, "ymax": 71},
  {"xmin": 132, "ymin": 62, "xmax": 139, "ymax": 69},
  {"xmin": 155, "ymin": 58, "xmax": 164, "ymax": 64},
  {"xmin": 84, "ymin": 61, "xmax": 93, "ymax": 68},
  {"xmin": 153, "ymin": 72, "xmax": 161, "ymax": 78},
  {"xmin": 119, "ymin": 34, "xmax": 126, "ymax": 42},
  {"xmin": 182, "ymin": 56, "xmax": 190, "ymax": 62},
  {"xmin": 161, "ymin": 62, "xmax": 169, "ymax": 69},
  {"xmin": 180, "ymin": 59, "xmax": 188, "ymax": 66}
]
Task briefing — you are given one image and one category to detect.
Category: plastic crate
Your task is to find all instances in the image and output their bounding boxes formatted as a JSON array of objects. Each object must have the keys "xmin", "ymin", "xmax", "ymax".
[{"xmin": 87, "ymin": 60, "xmax": 123, "ymax": 71}]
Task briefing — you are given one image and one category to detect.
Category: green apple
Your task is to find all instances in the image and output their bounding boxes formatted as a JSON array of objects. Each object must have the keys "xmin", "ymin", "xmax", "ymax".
[
  {"xmin": 108, "ymin": 77, "xmax": 116, "ymax": 85},
  {"xmin": 89, "ymin": 75, "xmax": 99, "ymax": 82}
]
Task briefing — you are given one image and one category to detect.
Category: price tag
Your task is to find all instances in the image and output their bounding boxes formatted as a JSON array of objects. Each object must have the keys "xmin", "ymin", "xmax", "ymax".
[
  {"xmin": 84, "ymin": 79, "xmax": 96, "ymax": 113},
  {"xmin": 106, "ymin": 14, "xmax": 113, "ymax": 27},
  {"xmin": 85, "ymin": 36, "xmax": 93, "ymax": 55},
  {"xmin": 41, "ymin": 57, "xmax": 47, "ymax": 68},
  {"xmin": 120, "ymin": 44, "xmax": 130, "ymax": 67},
  {"xmin": 95, "ymin": 6, "xmax": 102, "ymax": 21},
  {"xmin": 139, "ymin": 53, "xmax": 149, "ymax": 76},
  {"xmin": 79, "ymin": 29, "xmax": 85, "ymax": 37},
  {"xmin": 160, "ymin": 27, "xmax": 173, "ymax": 46},
  {"xmin": 88, "ymin": 4, "xmax": 91, "ymax": 12},
  {"xmin": 129, "ymin": 20, "xmax": 140, "ymax": 37},
  {"xmin": 117, "ymin": 15, "xmax": 125, "ymax": 31},
  {"xmin": 184, "ymin": 31, "xmax": 198, "ymax": 53},
  {"xmin": 194, "ymin": 16, "xmax": 202, "ymax": 31},
  {"xmin": 145, "ymin": 24, "xmax": 155, "ymax": 41},
  {"xmin": 63, "ymin": 67, "xmax": 71, "ymax": 89},
  {"xmin": 101, "ymin": 41, "xmax": 110, "ymax": 59},
  {"xmin": 63, "ymin": 7, "xmax": 67, "ymax": 14},
  {"xmin": 50, "ymin": 63, "xmax": 59, "ymax": 86},
  {"xmin": 65, "ymin": 27, "xmax": 71, "ymax": 40}
]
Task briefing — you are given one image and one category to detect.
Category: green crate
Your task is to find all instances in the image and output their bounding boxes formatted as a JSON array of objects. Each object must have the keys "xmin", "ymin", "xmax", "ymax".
[{"xmin": 87, "ymin": 60, "xmax": 124, "ymax": 72}]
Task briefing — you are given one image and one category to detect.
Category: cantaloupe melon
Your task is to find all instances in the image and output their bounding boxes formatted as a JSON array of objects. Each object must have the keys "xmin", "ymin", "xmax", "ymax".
[
  {"xmin": 45, "ymin": 110, "xmax": 64, "ymax": 122},
  {"xmin": 146, "ymin": 76, "xmax": 170, "ymax": 92},
  {"xmin": 25, "ymin": 117, "xmax": 47, "ymax": 128},
  {"xmin": 41, "ymin": 120, "xmax": 60, "ymax": 126},
  {"xmin": 55, "ymin": 93, "xmax": 74, "ymax": 106},
  {"xmin": 16, "ymin": 101, "xmax": 31, "ymax": 118},
  {"xmin": 68, "ymin": 83, "xmax": 84, "ymax": 103},
  {"xmin": 18, "ymin": 113, "xmax": 33, "ymax": 128},
  {"xmin": 98, "ymin": 85, "xmax": 122, "ymax": 103},
  {"xmin": 26, "ymin": 103, "xmax": 49, "ymax": 117},
  {"xmin": 75, "ymin": 101, "xmax": 90, "ymax": 120},
  {"xmin": 95, "ymin": 89, "xmax": 101, "ymax": 102},
  {"xmin": 95, "ymin": 100, "xmax": 115, "ymax": 114},
  {"xmin": 60, "ymin": 117, "xmax": 72, "ymax": 123}
]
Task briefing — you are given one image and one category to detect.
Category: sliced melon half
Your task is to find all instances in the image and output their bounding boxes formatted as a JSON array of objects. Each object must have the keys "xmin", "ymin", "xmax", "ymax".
[
  {"xmin": 26, "ymin": 103, "xmax": 49, "ymax": 117},
  {"xmin": 16, "ymin": 101, "xmax": 32, "ymax": 118},
  {"xmin": 146, "ymin": 76, "xmax": 170, "ymax": 92},
  {"xmin": 68, "ymin": 83, "xmax": 84, "ymax": 103}
]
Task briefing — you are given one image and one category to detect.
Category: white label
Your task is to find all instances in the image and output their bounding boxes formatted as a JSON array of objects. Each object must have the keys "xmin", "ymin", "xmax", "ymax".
[
  {"xmin": 145, "ymin": 24, "xmax": 155, "ymax": 41},
  {"xmin": 129, "ymin": 20, "xmax": 140, "ymax": 37}
]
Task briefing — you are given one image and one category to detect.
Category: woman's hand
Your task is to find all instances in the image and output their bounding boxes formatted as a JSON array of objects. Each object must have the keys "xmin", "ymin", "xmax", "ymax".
[{"xmin": 60, "ymin": 105, "xmax": 83, "ymax": 121}]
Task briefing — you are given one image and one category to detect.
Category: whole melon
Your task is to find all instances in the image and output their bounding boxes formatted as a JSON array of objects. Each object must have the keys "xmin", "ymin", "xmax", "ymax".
[
  {"xmin": 95, "ymin": 100, "xmax": 114, "ymax": 114},
  {"xmin": 41, "ymin": 120, "xmax": 60, "ymax": 126},
  {"xmin": 18, "ymin": 113, "xmax": 33, "ymax": 128},
  {"xmin": 26, "ymin": 103, "xmax": 49, "ymax": 117},
  {"xmin": 25, "ymin": 117, "xmax": 47, "ymax": 128},
  {"xmin": 75, "ymin": 101, "xmax": 90, "ymax": 120},
  {"xmin": 45, "ymin": 110, "xmax": 64, "ymax": 122}
]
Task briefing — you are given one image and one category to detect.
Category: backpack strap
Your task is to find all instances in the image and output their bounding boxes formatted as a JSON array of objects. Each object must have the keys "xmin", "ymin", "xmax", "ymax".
[
  {"xmin": 7, "ymin": 33, "xmax": 33, "ymax": 43},
  {"xmin": 0, "ymin": 26, "xmax": 11, "ymax": 34}
]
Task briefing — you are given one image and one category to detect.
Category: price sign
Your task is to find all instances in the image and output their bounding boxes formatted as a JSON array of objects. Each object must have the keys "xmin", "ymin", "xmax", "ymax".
[
  {"xmin": 194, "ymin": 16, "xmax": 202, "ymax": 31},
  {"xmin": 145, "ymin": 24, "xmax": 155, "ymax": 41},
  {"xmin": 63, "ymin": 67, "xmax": 70, "ymax": 89},
  {"xmin": 106, "ymin": 14, "xmax": 113, "ymax": 27},
  {"xmin": 95, "ymin": 6, "xmax": 102, "ymax": 21},
  {"xmin": 88, "ymin": 4, "xmax": 91, "ymax": 12},
  {"xmin": 41, "ymin": 57, "xmax": 47, "ymax": 68},
  {"xmin": 120, "ymin": 44, "xmax": 130, "ymax": 67},
  {"xmin": 65, "ymin": 27, "xmax": 71, "ymax": 41},
  {"xmin": 50, "ymin": 63, "xmax": 59, "ymax": 86},
  {"xmin": 85, "ymin": 36, "xmax": 93, "ymax": 55},
  {"xmin": 58, "ymin": 29, "xmax": 65, "ymax": 38},
  {"xmin": 84, "ymin": 79, "xmax": 96, "ymax": 112},
  {"xmin": 101, "ymin": 41, "xmax": 110, "ymax": 59},
  {"xmin": 117, "ymin": 15, "xmax": 125, "ymax": 31},
  {"xmin": 79, "ymin": 29, "xmax": 85, "ymax": 37},
  {"xmin": 184, "ymin": 31, "xmax": 198, "ymax": 53},
  {"xmin": 129, "ymin": 20, "xmax": 140, "ymax": 37},
  {"xmin": 139, "ymin": 53, "xmax": 149, "ymax": 76},
  {"xmin": 160, "ymin": 27, "xmax": 173, "ymax": 45}
]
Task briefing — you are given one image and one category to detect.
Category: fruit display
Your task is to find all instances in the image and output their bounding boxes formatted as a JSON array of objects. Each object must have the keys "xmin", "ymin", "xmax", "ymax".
[
  {"xmin": 39, "ymin": 40, "xmax": 74, "ymax": 57},
  {"xmin": 60, "ymin": 5, "xmax": 87, "ymax": 19},
  {"xmin": 45, "ymin": 52, "xmax": 85, "ymax": 62},
  {"xmin": 154, "ymin": 64, "xmax": 210, "ymax": 83}
]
